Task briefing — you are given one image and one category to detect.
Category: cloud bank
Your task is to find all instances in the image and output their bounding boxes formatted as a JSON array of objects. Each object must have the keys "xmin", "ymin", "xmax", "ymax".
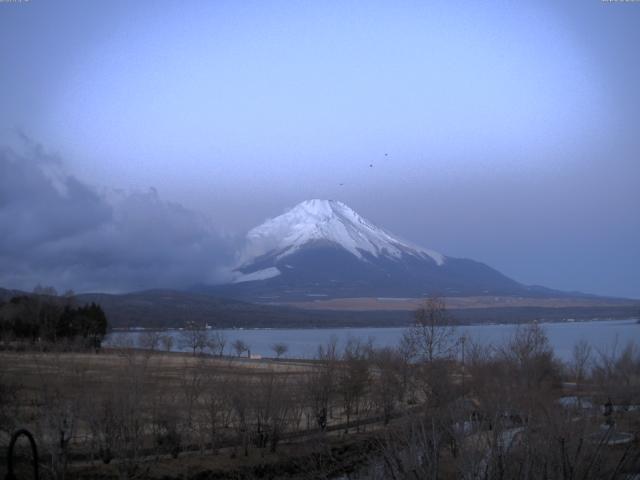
[{"xmin": 0, "ymin": 140, "xmax": 234, "ymax": 293}]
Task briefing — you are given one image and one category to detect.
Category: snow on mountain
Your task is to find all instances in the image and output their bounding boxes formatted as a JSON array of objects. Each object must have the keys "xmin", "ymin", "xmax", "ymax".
[
  {"xmin": 200, "ymin": 199, "xmax": 556, "ymax": 299},
  {"xmin": 233, "ymin": 267, "xmax": 281, "ymax": 283},
  {"xmin": 239, "ymin": 199, "xmax": 445, "ymax": 268}
]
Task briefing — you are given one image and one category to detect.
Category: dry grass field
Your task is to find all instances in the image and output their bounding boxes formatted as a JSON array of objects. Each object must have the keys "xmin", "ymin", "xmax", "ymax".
[
  {"xmin": 0, "ymin": 348, "xmax": 388, "ymax": 479},
  {"xmin": 0, "ymin": 348, "xmax": 314, "ymax": 395}
]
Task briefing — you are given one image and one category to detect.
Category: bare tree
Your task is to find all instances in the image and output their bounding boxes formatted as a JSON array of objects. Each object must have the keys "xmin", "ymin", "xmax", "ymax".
[
  {"xmin": 397, "ymin": 333, "xmax": 418, "ymax": 403},
  {"xmin": 339, "ymin": 337, "xmax": 372, "ymax": 433},
  {"xmin": 228, "ymin": 377, "xmax": 251, "ymax": 456},
  {"xmin": 33, "ymin": 351, "xmax": 87, "ymax": 480},
  {"xmin": 232, "ymin": 339, "xmax": 250, "ymax": 357},
  {"xmin": 206, "ymin": 330, "xmax": 227, "ymax": 357},
  {"xmin": 570, "ymin": 339, "xmax": 592, "ymax": 390},
  {"xmin": 403, "ymin": 296, "xmax": 457, "ymax": 363},
  {"xmin": 152, "ymin": 391, "xmax": 182, "ymax": 459},
  {"xmin": 371, "ymin": 347, "xmax": 402, "ymax": 424},
  {"xmin": 372, "ymin": 415, "xmax": 444, "ymax": 480},
  {"xmin": 179, "ymin": 321, "xmax": 208, "ymax": 355},
  {"xmin": 305, "ymin": 337, "xmax": 338, "ymax": 431},
  {"xmin": 202, "ymin": 371, "xmax": 233, "ymax": 454},
  {"xmin": 138, "ymin": 330, "xmax": 162, "ymax": 352},
  {"xmin": 250, "ymin": 370, "xmax": 295, "ymax": 453},
  {"xmin": 177, "ymin": 358, "xmax": 206, "ymax": 455},
  {"xmin": 107, "ymin": 348, "xmax": 153, "ymax": 477},
  {"xmin": 270, "ymin": 342, "xmax": 288, "ymax": 359},
  {"xmin": 85, "ymin": 390, "xmax": 119, "ymax": 464},
  {"xmin": 500, "ymin": 323, "xmax": 560, "ymax": 389},
  {"xmin": 592, "ymin": 339, "xmax": 640, "ymax": 404}
]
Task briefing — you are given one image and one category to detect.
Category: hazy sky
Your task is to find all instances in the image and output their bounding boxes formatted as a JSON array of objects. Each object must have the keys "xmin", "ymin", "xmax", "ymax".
[{"xmin": 1, "ymin": 0, "xmax": 639, "ymax": 297}]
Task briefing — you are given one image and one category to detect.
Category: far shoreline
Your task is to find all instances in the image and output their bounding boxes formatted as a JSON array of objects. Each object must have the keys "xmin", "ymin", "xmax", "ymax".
[{"xmin": 109, "ymin": 316, "xmax": 639, "ymax": 333}]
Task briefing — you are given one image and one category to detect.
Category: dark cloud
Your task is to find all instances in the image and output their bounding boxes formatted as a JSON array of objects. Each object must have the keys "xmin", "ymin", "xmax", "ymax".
[{"xmin": 0, "ymin": 141, "xmax": 235, "ymax": 293}]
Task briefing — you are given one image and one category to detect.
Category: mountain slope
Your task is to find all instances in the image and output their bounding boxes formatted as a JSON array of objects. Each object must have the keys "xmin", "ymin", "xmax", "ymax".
[{"xmin": 205, "ymin": 199, "xmax": 559, "ymax": 300}]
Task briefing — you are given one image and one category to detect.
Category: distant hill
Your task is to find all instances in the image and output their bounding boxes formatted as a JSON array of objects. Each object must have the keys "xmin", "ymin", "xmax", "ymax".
[
  {"xmin": 74, "ymin": 289, "xmax": 411, "ymax": 328},
  {"xmin": 2, "ymin": 287, "xmax": 638, "ymax": 328},
  {"xmin": 66, "ymin": 290, "xmax": 640, "ymax": 328}
]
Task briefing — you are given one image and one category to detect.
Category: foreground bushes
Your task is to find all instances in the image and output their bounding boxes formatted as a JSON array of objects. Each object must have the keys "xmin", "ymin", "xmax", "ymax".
[{"xmin": 1, "ymin": 299, "xmax": 639, "ymax": 480}]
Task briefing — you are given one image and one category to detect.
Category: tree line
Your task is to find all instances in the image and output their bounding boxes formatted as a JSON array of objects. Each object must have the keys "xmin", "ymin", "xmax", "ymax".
[{"xmin": 0, "ymin": 286, "xmax": 108, "ymax": 349}]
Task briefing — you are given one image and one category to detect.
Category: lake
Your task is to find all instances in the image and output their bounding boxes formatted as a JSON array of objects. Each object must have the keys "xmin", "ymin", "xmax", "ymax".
[{"xmin": 106, "ymin": 319, "xmax": 640, "ymax": 362}]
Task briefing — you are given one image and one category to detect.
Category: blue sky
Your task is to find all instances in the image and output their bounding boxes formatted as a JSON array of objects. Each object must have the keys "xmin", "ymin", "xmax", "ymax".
[{"xmin": 0, "ymin": 0, "xmax": 639, "ymax": 297}]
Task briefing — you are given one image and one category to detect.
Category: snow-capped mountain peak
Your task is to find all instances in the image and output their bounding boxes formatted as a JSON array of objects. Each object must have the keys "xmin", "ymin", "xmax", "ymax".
[
  {"xmin": 218, "ymin": 199, "xmax": 526, "ymax": 296},
  {"xmin": 239, "ymin": 199, "xmax": 445, "ymax": 268}
]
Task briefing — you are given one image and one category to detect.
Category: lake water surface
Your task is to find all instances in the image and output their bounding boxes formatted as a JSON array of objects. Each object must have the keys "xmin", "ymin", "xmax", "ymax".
[{"xmin": 107, "ymin": 319, "xmax": 640, "ymax": 362}]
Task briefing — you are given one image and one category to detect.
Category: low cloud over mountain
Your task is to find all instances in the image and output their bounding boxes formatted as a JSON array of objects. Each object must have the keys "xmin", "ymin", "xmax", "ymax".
[{"xmin": 0, "ymin": 139, "xmax": 234, "ymax": 293}]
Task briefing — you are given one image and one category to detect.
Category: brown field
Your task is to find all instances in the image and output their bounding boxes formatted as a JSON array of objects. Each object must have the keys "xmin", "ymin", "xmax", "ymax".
[
  {"xmin": 0, "ymin": 349, "xmax": 314, "ymax": 392},
  {"xmin": 278, "ymin": 295, "xmax": 640, "ymax": 311}
]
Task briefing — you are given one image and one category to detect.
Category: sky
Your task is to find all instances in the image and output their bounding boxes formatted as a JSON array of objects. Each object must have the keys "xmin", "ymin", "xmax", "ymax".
[{"xmin": 0, "ymin": 0, "xmax": 639, "ymax": 297}]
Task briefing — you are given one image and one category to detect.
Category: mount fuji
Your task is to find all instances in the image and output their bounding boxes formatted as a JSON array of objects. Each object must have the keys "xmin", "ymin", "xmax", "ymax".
[{"xmin": 206, "ymin": 199, "xmax": 563, "ymax": 300}]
